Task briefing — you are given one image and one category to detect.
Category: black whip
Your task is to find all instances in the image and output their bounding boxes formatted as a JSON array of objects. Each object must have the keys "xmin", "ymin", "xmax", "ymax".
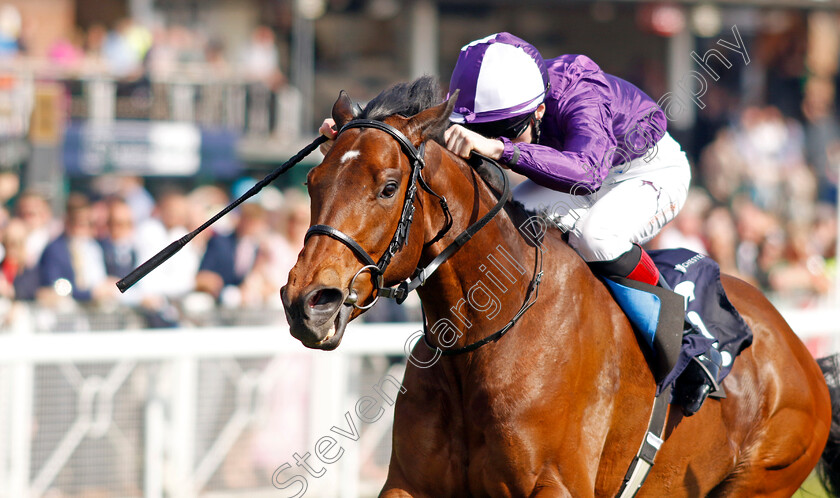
[{"xmin": 116, "ymin": 135, "xmax": 327, "ymax": 293}]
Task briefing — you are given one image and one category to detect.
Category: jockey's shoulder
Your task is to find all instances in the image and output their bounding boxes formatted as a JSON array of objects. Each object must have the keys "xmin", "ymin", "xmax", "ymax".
[
  {"xmin": 545, "ymin": 54, "xmax": 607, "ymax": 96},
  {"xmin": 546, "ymin": 54, "xmax": 602, "ymax": 74}
]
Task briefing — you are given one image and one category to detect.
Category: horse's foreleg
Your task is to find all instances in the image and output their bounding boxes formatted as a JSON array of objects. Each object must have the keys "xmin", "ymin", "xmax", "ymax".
[
  {"xmin": 379, "ymin": 487, "xmax": 415, "ymax": 498},
  {"xmin": 529, "ymin": 486, "xmax": 575, "ymax": 498},
  {"xmin": 379, "ymin": 466, "xmax": 421, "ymax": 497}
]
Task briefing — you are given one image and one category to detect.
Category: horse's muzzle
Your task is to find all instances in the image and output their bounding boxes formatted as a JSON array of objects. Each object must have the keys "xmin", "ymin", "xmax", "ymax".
[{"xmin": 282, "ymin": 286, "xmax": 352, "ymax": 349}]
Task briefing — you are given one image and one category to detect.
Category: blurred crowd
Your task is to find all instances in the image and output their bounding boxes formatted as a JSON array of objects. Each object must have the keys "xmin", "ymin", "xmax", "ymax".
[
  {"xmin": 651, "ymin": 87, "xmax": 838, "ymax": 308},
  {"xmin": 0, "ymin": 4, "xmax": 284, "ymax": 88},
  {"xmin": 0, "ymin": 176, "xmax": 312, "ymax": 327}
]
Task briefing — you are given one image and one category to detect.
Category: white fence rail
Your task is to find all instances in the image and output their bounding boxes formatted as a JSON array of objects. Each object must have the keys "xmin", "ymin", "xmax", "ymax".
[
  {"xmin": 0, "ymin": 310, "xmax": 838, "ymax": 498},
  {"xmin": 0, "ymin": 321, "xmax": 419, "ymax": 498}
]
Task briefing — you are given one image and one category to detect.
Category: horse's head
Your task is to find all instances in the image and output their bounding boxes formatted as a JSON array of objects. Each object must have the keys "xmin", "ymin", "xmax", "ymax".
[{"xmin": 281, "ymin": 82, "xmax": 456, "ymax": 349}]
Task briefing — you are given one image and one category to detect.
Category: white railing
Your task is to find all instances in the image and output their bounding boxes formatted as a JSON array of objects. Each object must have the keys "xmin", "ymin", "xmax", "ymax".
[
  {"xmin": 0, "ymin": 309, "xmax": 837, "ymax": 498},
  {"xmin": 0, "ymin": 320, "xmax": 419, "ymax": 498}
]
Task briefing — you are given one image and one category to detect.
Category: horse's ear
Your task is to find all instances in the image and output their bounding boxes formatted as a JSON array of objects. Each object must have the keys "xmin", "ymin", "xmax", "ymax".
[
  {"xmin": 406, "ymin": 89, "xmax": 459, "ymax": 145},
  {"xmin": 332, "ymin": 90, "xmax": 361, "ymax": 129}
]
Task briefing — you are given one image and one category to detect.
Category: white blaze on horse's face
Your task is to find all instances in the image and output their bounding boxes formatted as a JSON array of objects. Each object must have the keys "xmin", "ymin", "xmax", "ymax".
[{"xmin": 340, "ymin": 150, "xmax": 360, "ymax": 164}]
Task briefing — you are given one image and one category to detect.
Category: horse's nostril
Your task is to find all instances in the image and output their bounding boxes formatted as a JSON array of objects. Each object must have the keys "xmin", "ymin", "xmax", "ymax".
[
  {"xmin": 307, "ymin": 288, "xmax": 342, "ymax": 309},
  {"xmin": 307, "ymin": 290, "xmax": 322, "ymax": 308}
]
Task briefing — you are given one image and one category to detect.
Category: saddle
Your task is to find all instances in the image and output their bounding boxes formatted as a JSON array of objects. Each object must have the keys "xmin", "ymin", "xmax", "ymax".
[{"xmin": 604, "ymin": 249, "xmax": 754, "ymax": 397}]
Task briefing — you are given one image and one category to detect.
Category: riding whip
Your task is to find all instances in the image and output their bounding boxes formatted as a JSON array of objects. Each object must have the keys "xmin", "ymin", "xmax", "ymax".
[{"xmin": 116, "ymin": 135, "xmax": 328, "ymax": 293}]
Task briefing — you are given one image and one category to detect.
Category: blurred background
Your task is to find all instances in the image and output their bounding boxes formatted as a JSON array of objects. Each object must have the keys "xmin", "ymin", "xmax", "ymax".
[{"xmin": 0, "ymin": 0, "xmax": 837, "ymax": 496}]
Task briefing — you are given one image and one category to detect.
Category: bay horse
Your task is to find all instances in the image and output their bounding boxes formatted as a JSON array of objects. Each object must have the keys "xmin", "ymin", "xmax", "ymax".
[{"xmin": 281, "ymin": 77, "xmax": 840, "ymax": 496}]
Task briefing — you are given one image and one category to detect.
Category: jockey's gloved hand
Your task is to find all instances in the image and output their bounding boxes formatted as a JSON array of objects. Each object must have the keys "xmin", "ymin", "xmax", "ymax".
[
  {"xmin": 444, "ymin": 124, "xmax": 505, "ymax": 161},
  {"xmin": 319, "ymin": 118, "xmax": 338, "ymax": 155}
]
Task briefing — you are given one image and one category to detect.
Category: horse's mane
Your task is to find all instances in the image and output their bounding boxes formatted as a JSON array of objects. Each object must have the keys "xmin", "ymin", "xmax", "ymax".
[
  {"xmin": 359, "ymin": 76, "xmax": 556, "ymax": 246},
  {"xmin": 360, "ymin": 75, "xmax": 445, "ymax": 145}
]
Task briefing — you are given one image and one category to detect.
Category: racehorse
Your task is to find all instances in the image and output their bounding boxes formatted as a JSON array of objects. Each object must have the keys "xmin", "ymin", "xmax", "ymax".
[{"xmin": 281, "ymin": 77, "xmax": 840, "ymax": 496}]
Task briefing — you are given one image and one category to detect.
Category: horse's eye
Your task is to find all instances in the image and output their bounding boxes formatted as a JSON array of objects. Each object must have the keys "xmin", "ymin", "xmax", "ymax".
[{"xmin": 381, "ymin": 182, "xmax": 398, "ymax": 198}]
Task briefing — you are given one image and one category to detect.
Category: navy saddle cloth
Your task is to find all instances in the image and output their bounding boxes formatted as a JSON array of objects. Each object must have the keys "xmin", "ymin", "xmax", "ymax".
[{"xmin": 605, "ymin": 248, "xmax": 753, "ymax": 394}]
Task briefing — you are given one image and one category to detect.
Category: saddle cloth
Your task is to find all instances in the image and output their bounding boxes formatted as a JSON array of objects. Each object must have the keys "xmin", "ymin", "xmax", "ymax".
[{"xmin": 605, "ymin": 248, "xmax": 754, "ymax": 394}]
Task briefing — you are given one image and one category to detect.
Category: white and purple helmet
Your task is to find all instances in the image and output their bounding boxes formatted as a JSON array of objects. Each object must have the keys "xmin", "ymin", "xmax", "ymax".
[{"xmin": 448, "ymin": 32, "xmax": 549, "ymax": 131}]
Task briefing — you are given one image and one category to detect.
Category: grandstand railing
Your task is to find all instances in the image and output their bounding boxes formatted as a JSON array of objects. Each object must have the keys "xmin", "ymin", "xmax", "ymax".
[
  {"xmin": 0, "ymin": 306, "xmax": 837, "ymax": 498},
  {"xmin": 1, "ymin": 59, "xmax": 304, "ymax": 141}
]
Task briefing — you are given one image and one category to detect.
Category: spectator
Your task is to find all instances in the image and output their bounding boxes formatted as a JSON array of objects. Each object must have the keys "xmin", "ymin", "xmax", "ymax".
[
  {"xmin": 102, "ymin": 18, "xmax": 150, "ymax": 79},
  {"xmin": 704, "ymin": 207, "xmax": 740, "ymax": 278},
  {"xmin": 205, "ymin": 38, "xmax": 229, "ymax": 73},
  {"xmin": 83, "ymin": 23, "xmax": 108, "ymax": 70},
  {"xmin": 37, "ymin": 193, "xmax": 118, "ymax": 304},
  {"xmin": 15, "ymin": 191, "xmax": 57, "ymax": 270},
  {"xmin": 188, "ymin": 184, "xmax": 232, "ymax": 248},
  {"xmin": 146, "ymin": 23, "xmax": 176, "ymax": 78},
  {"xmin": 276, "ymin": 189, "xmax": 310, "ymax": 251},
  {"xmin": 0, "ymin": 5, "xmax": 22, "ymax": 59},
  {"xmin": 695, "ymin": 99, "xmax": 837, "ymax": 304},
  {"xmin": 238, "ymin": 238, "xmax": 287, "ymax": 308},
  {"xmin": 733, "ymin": 197, "xmax": 778, "ymax": 284},
  {"xmin": 135, "ymin": 189, "xmax": 200, "ymax": 300},
  {"xmin": 803, "ymin": 77, "xmax": 840, "ymax": 205},
  {"xmin": 224, "ymin": 184, "xmax": 294, "ymax": 307},
  {"xmin": 812, "ymin": 203, "xmax": 838, "ymax": 261},
  {"xmin": 47, "ymin": 30, "xmax": 84, "ymax": 68},
  {"xmin": 755, "ymin": 229, "xmax": 787, "ymax": 292},
  {"xmin": 90, "ymin": 175, "xmax": 155, "ymax": 226},
  {"xmin": 698, "ymin": 128, "xmax": 745, "ymax": 205},
  {"xmin": 89, "ymin": 195, "xmax": 111, "ymax": 241},
  {"xmin": 99, "ymin": 198, "xmax": 137, "ymax": 280},
  {"xmin": 118, "ymin": 176, "xmax": 155, "ymax": 225},
  {"xmin": 651, "ymin": 188, "xmax": 710, "ymax": 254},
  {"xmin": 0, "ymin": 203, "xmax": 7, "ymax": 232},
  {"xmin": 196, "ymin": 202, "xmax": 268, "ymax": 305},
  {"xmin": 241, "ymin": 25, "xmax": 283, "ymax": 88},
  {"xmin": 766, "ymin": 225, "xmax": 831, "ymax": 302},
  {"xmin": 735, "ymin": 106, "xmax": 810, "ymax": 217},
  {"xmin": 0, "ymin": 218, "xmax": 38, "ymax": 300},
  {"xmin": 240, "ymin": 25, "xmax": 285, "ymax": 135},
  {"xmin": 0, "ymin": 165, "xmax": 19, "ymax": 209},
  {"xmin": 265, "ymin": 188, "xmax": 310, "ymax": 291}
]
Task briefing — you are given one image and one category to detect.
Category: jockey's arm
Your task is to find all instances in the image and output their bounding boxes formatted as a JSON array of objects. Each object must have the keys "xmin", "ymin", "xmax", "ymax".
[
  {"xmin": 443, "ymin": 125, "xmax": 505, "ymax": 161},
  {"xmin": 501, "ymin": 95, "xmax": 617, "ymax": 194}
]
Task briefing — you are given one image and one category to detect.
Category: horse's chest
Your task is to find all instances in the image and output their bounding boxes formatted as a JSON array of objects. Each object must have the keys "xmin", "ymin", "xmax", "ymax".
[{"xmin": 455, "ymin": 392, "xmax": 549, "ymax": 492}]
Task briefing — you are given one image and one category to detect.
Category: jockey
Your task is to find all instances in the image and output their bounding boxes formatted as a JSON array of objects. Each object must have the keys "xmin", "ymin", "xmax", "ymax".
[{"xmin": 442, "ymin": 32, "xmax": 719, "ymax": 416}]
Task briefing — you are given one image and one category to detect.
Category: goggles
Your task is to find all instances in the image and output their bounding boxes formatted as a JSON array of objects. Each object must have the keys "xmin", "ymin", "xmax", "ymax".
[{"xmin": 462, "ymin": 112, "xmax": 534, "ymax": 140}]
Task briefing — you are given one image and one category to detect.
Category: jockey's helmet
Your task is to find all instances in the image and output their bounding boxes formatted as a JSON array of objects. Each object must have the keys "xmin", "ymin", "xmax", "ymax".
[{"xmin": 448, "ymin": 32, "xmax": 549, "ymax": 139}]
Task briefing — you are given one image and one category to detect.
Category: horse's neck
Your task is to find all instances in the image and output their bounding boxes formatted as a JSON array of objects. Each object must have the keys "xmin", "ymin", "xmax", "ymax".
[{"xmin": 415, "ymin": 144, "xmax": 581, "ymax": 353}]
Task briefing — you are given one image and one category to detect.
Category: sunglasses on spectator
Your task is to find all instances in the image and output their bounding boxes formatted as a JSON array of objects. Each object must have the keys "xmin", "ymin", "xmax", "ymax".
[{"xmin": 462, "ymin": 112, "xmax": 534, "ymax": 140}]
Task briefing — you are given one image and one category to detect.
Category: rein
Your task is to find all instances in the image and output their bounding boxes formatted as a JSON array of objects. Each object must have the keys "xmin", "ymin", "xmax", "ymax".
[
  {"xmin": 304, "ymin": 118, "xmax": 542, "ymax": 355},
  {"xmin": 424, "ymin": 244, "xmax": 543, "ymax": 356}
]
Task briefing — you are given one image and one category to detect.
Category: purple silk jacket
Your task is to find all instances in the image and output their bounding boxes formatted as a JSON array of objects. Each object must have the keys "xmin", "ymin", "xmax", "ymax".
[{"xmin": 499, "ymin": 54, "xmax": 667, "ymax": 193}]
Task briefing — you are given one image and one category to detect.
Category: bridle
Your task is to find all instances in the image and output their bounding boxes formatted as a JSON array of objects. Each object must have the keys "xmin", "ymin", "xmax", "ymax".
[
  {"xmin": 305, "ymin": 118, "xmax": 455, "ymax": 309},
  {"xmin": 305, "ymin": 118, "xmax": 542, "ymax": 354}
]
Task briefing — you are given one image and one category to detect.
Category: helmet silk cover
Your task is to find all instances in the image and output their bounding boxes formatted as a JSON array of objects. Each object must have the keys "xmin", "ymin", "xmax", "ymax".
[{"xmin": 449, "ymin": 33, "xmax": 549, "ymax": 124}]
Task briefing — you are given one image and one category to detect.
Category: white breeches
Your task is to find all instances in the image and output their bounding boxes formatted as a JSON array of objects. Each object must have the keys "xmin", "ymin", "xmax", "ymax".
[{"xmin": 513, "ymin": 132, "xmax": 691, "ymax": 262}]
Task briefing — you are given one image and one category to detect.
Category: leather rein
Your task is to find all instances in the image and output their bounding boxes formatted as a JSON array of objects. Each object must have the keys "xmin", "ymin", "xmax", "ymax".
[{"xmin": 304, "ymin": 118, "xmax": 542, "ymax": 355}]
